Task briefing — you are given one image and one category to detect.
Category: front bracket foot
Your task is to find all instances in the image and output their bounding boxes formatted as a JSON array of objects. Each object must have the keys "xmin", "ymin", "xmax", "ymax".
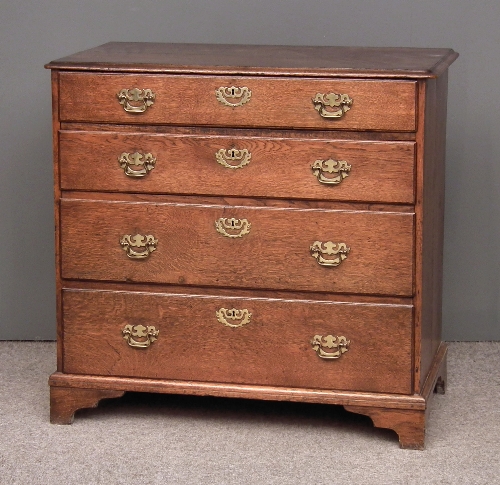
[
  {"xmin": 344, "ymin": 405, "xmax": 426, "ymax": 450},
  {"xmin": 50, "ymin": 386, "xmax": 125, "ymax": 424}
]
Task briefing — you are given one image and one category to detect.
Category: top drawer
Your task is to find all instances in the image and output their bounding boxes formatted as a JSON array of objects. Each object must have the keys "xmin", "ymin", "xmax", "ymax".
[{"xmin": 58, "ymin": 73, "xmax": 416, "ymax": 132}]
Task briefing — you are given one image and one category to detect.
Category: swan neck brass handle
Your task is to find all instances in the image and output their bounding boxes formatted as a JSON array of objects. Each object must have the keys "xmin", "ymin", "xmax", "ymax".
[
  {"xmin": 311, "ymin": 159, "xmax": 351, "ymax": 185},
  {"xmin": 122, "ymin": 324, "xmax": 159, "ymax": 348},
  {"xmin": 216, "ymin": 148, "xmax": 251, "ymax": 169},
  {"xmin": 216, "ymin": 308, "xmax": 252, "ymax": 328},
  {"xmin": 117, "ymin": 88, "xmax": 156, "ymax": 113},
  {"xmin": 311, "ymin": 335, "xmax": 350, "ymax": 359},
  {"xmin": 215, "ymin": 86, "xmax": 252, "ymax": 107},
  {"xmin": 118, "ymin": 152, "xmax": 156, "ymax": 177},
  {"xmin": 120, "ymin": 234, "xmax": 158, "ymax": 259},
  {"xmin": 312, "ymin": 92, "xmax": 353, "ymax": 119},
  {"xmin": 310, "ymin": 241, "xmax": 350, "ymax": 267},
  {"xmin": 215, "ymin": 218, "xmax": 251, "ymax": 238}
]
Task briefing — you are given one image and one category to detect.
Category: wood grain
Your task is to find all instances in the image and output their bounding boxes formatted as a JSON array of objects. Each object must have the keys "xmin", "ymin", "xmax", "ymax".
[
  {"xmin": 51, "ymin": 70, "xmax": 64, "ymax": 372},
  {"xmin": 60, "ymin": 190, "xmax": 415, "ymax": 213},
  {"xmin": 60, "ymin": 198, "xmax": 415, "ymax": 296},
  {"xmin": 50, "ymin": 386, "xmax": 125, "ymax": 424},
  {"xmin": 344, "ymin": 405, "xmax": 426, "ymax": 449},
  {"xmin": 61, "ymin": 122, "xmax": 417, "ymax": 141},
  {"xmin": 61, "ymin": 279, "xmax": 413, "ymax": 305},
  {"xmin": 47, "ymin": 43, "xmax": 457, "ymax": 448},
  {"xmin": 46, "ymin": 42, "xmax": 458, "ymax": 79},
  {"xmin": 61, "ymin": 288, "xmax": 413, "ymax": 394},
  {"xmin": 344, "ymin": 343, "xmax": 447, "ymax": 449},
  {"xmin": 58, "ymin": 72, "xmax": 416, "ymax": 131},
  {"xmin": 59, "ymin": 130, "xmax": 415, "ymax": 204},
  {"xmin": 413, "ymin": 73, "xmax": 448, "ymax": 393},
  {"xmin": 49, "ymin": 372, "xmax": 427, "ymax": 408}
]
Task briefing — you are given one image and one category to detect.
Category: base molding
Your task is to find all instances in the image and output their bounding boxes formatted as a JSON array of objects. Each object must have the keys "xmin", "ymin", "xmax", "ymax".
[{"xmin": 50, "ymin": 343, "xmax": 447, "ymax": 448}]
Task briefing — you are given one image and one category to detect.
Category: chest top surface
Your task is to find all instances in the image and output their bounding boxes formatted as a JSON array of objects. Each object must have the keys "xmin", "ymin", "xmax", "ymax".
[{"xmin": 46, "ymin": 42, "xmax": 458, "ymax": 78}]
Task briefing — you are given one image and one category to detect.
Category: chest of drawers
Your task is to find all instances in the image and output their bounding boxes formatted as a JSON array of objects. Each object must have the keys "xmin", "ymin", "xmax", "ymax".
[{"xmin": 46, "ymin": 43, "xmax": 457, "ymax": 449}]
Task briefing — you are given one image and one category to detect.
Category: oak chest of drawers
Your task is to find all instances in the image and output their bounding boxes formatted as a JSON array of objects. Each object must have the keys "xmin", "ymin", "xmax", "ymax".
[{"xmin": 46, "ymin": 43, "xmax": 457, "ymax": 449}]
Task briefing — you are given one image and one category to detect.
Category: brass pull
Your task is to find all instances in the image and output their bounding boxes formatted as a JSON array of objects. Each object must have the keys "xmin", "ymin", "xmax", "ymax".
[
  {"xmin": 117, "ymin": 88, "xmax": 156, "ymax": 113},
  {"xmin": 215, "ymin": 86, "xmax": 252, "ymax": 107},
  {"xmin": 312, "ymin": 93, "xmax": 353, "ymax": 119},
  {"xmin": 122, "ymin": 324, "xmax": 159, "ymax": 348},
  {"xmin": 311, "ymin": 335, "xmax": 350, "ymax": 359},
  {"xmin": 310, "ymin": 241, "xmax": 350, "ymax": 267},
  {"xmin": 311, "ymin": 159, "xmax": 351, "ymax": 185},
  {"xmin": 120, "ymin": 234, "xmax": 158, "ymax": 259},
  {"xmin": 118, "ymin": 152, "xmax": 156, "ymax": 177},
  {"xmin": 216, "ymin": 308, "xmax": 252, "ymax": 328},
  {"xmin": 215, "ymin": 218, "xmax": 251, "ymax": 238},
  {"xmin": 216, "ymin": 148, "xmax": 251, "ymax": 169}
]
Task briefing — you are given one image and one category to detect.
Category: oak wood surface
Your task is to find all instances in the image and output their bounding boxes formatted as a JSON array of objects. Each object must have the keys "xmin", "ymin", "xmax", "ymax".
[
  {"xmin": 61, "ymin": 122, "xmax": 417, "ymax": 141},
  {"xmin": 58, "ymin": 72, "xmax": 416, "ymax": 131},
  {"xmin": 60, "ymin": 130, "xmax": 415, "ymax": 204},
  {"xmin": 420, "ymin": 342, "xmax": 447, "ymax": 398},
  {"xmin": 60, "ymin": 198, "xmax": 415, "ymax": 296},
  {"xmin": 46, "ymin": 42, "xmax": 458, "ymax": 79},
  {"xmin": 60, "ymin": 190, "xmax": 415, "ymax": 213},
  {"xmin": 48, "ymin": 43, "xmax": 456, "ymax": 448},
  {"xmin": 344, "ymin": 343, "xmax": 447, "ymax": 449},
  {"xmin": 61, "ymin": 279, "xmax": 413, "ymax": 305},
  {"xmin": 50, "ymin": 386, "xmax": 125, "ymax": 424},
  {"xmin": 415, "ymin": 74, "xmax": 448, "ymax": 393},
  {"xmin": 61, "ymin": 288, "xmax": 413, "ymax": 394},
  {"xmin": 49, "ymin": 372, "xmax": 426, "ymax": 409},
  {"xmin": 51, "ymin": 70, "xmax": 64, "ymax": 371},
  {"xmin": 48, "ymin": 342, "xmax": 447, "ymax": 445},
  {"xmin": 344, "ymin": 405, "xmax": 426, "ymax": 449}
]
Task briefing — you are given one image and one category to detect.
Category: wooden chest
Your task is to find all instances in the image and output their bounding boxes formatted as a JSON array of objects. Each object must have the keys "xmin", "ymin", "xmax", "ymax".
[{"xmin": 46, "ymin": 43, "xmax": 457, "ymax": 449}]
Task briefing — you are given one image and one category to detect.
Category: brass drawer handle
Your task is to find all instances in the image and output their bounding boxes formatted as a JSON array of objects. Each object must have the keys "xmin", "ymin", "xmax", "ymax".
[
  {"xmin": 118, "ymin": 152, "xmax": 156, "ymax": 177},
  {"xmin": 216, "ymin": 308, "xmax": 252, "ymax": 328},
  {"xmin": 310, "ymin": 241, "xmax": 350, "ymax": 267},
  {"xmin": 311, "ymin": 159, "xmax": 351, "ymax": 185},
  {"xmin": 215, "ymin": 218, "xmax": 251, "ymax": 238},
  {"xmin": 122, "ymin": 324, "xmax": 159, "ymax": 348},
  {"xmin": 117, "ymin": 88, "xmax": 156, "ymax": 113},
  {"xmin": 120, "ymin": 234, "xmax": 158, "ymax": 259},
  {"xmin": 311, "ymin": 335, "xmax": 350, "ymax": 359},
  {"xmin": 312, "ymin": 92, "xmax": 353, "ymax": 119},
  {"xmin": 216, "ymin": 148, "xmax": 251, "ymax": 169},
  {"xmin": 215, "ymin": 86, "xmax": 252, "ymax": 107}
]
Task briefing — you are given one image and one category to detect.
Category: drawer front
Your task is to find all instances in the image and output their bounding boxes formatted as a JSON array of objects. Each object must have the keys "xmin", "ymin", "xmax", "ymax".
[
  {"xmin": 62, "ymin": 289, "xmax": 413, "ymax": 394},
  {"xmin": 60, "ymin": 199, "xmax": 414, "ymax": 296},
  {"xmin": 60, "ymin": 130, "xmax": 415, "ymax": 204},
  {"xmin": 58, "ymin": 73, "xmax": 416, "ymax": 131}
]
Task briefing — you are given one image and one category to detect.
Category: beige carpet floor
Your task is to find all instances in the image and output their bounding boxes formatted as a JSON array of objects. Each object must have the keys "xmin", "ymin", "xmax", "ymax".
[{"xmin": 0, "ymin": 341, "xmax": 499, "ymax": 484}]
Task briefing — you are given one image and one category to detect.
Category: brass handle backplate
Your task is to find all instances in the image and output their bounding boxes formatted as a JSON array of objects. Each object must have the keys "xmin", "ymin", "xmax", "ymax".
[
  {"xmin": 215, "ymin": 218, "xmax": 251, "ymax": 238},
  {"xmin": 310, "ymin": 241, "xmax": 350, "ymax": 267},
  {"xmin": 216, "ymin": 148, "xmax": 251, "ymax": 169},
  {"xmin": 122, "ymin": 324, "xmax": 159, "ymax": 348},
  {"xmin": 215, "ymin": 86, "xmax": 252, "ymax": 107},
  {"xmin": 311, "ymin": 159, "xmax": 351, "ymax": 185},
  {"xmin": 311, "ymin": 335, "xmax": 350, "ymax": 359},
  {"xmin": 118, "ymin": 152, "xmax": 156, "ymax": 177},
  {"xmin": 120, "ymin": 234, "xmax": 158, "ymax": 259},
  {"xmin": 117, "ymin": 88, "xmax": 156, "ymax": 113},
  {"xmin": 216, "ymin": 308, "xmax": 252, "ymax": 328},
  {"xmin": 312, "ymin": 93, "xmax": 353, "ymax": 119}
]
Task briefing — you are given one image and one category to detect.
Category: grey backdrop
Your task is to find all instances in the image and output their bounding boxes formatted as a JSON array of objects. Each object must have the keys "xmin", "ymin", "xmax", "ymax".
[{"xmin": 1, "ymin": 1, "xmax": 499, "ymax": 340}]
